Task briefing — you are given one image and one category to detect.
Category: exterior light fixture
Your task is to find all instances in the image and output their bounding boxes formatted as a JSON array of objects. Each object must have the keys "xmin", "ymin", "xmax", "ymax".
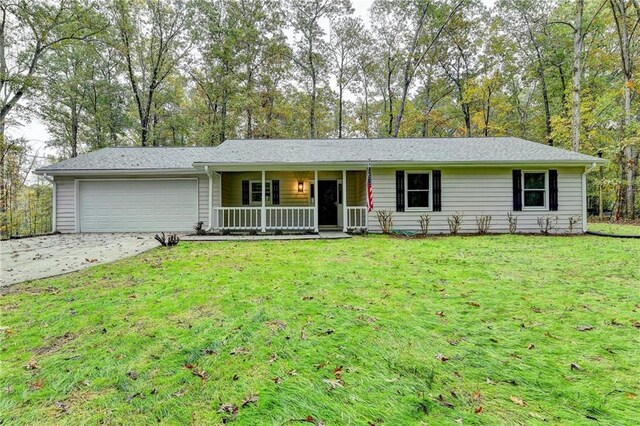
[{"xmin": 298, "ymin": 180, "xmax": 304, "ymax": 193}]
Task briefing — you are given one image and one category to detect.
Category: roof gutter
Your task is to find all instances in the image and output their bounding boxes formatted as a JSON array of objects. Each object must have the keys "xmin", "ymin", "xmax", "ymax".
[{"xmin": 33, "ymin": 168, "xmax": 199, "ymax": 176}]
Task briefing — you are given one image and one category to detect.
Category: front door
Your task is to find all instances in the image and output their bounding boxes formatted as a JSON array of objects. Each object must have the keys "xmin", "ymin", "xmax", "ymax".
[{"xmin": 318, "ymin": 180, "xmax": 338, "ymax": 226}]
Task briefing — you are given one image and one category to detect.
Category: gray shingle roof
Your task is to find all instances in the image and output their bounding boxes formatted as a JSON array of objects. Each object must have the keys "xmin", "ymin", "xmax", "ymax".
[
  {"xmin": 36, "ymin": 147, "xmax": 217, "ymax": 172},
  {"xmin": 36, "ymin": 138, "xmax": 604, "ymax": 174},
  {"xmin": 196, "ymin": 137, "xmax": 604, "ymax": 165}
]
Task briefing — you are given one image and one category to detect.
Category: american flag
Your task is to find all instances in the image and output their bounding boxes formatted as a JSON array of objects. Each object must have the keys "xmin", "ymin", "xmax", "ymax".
[{"xmin": 367, "ymin": 161, "xmax": 374, "ymax": 212}]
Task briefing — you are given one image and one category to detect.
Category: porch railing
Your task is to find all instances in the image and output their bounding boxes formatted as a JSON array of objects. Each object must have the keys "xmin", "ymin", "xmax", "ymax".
[
  {"xmin": 213, "ymin": 207, "xmax": 261, "ymax": 230},
  {"xmin": 212, "ymin": 207, "xmax": 315, "ymax": 231},
  {"xmin": 266, "ymin": 207, "xmax": 314, "ymax": 230},
  {"xmin": 346, "ymin": 206, "xmax": 367, "ymax": 230}
]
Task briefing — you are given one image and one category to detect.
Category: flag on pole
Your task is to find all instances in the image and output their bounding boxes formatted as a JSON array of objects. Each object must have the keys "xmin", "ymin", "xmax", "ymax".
[{"xmin": 367, "ymin": 161, "xmax": 374, "ymax": 212}]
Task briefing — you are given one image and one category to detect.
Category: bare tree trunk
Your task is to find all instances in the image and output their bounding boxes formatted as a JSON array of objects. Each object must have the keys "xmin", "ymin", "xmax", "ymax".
[
  {"xmin": 338, "ymin": 85, "xmax": 343, "ymax": 138},
  {"xmin": 571, "ymin": 0, "xmax": 584, "ymax": 152},
  {"xmin": 70, "ymin": 101, "xmax": 79, "ymax": 157}
]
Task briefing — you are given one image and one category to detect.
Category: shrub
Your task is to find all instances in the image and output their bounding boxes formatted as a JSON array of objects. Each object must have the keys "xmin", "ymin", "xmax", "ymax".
[
  {"xmin": 475, "ymin": 215, "xmax": 492, "ymax": 234},
  {"xmin": 567, "ymin": 216, "xmax": 582, "ymax": 234},
  {"xmin": 154, "ymin": 232, "xmax": 180, "ymax": 247},
  {"xmin": 418, "ymin": 213, "xmax": 431, "ymax": 235},
  {"xmin": 194, "ymin": 221, "xmax": 206, "ymax": 235},
  {"xmin": 507, "ymin": 212, "xmax": 518, "ymax": 234},
  {"xmin": 376, "ymin": 210, "xmax": 393, "ymax": 234},
  {"xmin": 537, "ymin": 216, "xmax": 558, "ymax": 234},
  {"xmin": 447, "ymin": 212, "xmax": 464, "ymax": 235}
]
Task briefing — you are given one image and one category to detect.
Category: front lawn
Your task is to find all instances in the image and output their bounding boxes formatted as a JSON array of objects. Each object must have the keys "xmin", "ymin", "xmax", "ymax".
[
  {"xmin": 588, "ymin": 221, "xmax": 640, "ymax": 236},
  {"xmin": 1, "ymin": 235, "xmax": 639, "ymax": 425}
]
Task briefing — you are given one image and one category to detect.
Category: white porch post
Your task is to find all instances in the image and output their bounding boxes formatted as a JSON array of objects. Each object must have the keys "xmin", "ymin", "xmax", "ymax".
[
  {"xmin": 206, "ymin": 166, "xmax": 214, "ymax": 231},
  {"xmin": 261, "ymin": 170, "xmax": 266, "ymax": 232},
  {"xmin": 342, "ymin": 169, "xmax": 347, "ymax": 232},
  {"xmin": 314, "ymin": 170, "xmax": 319, "ymax": 233}
]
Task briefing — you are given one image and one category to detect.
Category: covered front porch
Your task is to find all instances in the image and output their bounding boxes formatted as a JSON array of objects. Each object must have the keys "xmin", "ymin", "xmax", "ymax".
[{"xmin": 205, "ymin": 169, "xmax": 368, "ymax": 233}]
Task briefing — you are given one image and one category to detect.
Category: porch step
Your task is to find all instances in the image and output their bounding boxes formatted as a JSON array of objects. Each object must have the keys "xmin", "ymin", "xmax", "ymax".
[{"xmin": 181, "ymin": 232, "xmax": 351, "ymax": 242}]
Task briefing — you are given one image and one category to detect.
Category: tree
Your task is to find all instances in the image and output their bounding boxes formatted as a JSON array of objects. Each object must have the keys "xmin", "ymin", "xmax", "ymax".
[
  {"xmin": 330, "ymin": 16, "xmax": 364, "ymax": 138},
  {"xmin": 289, "ymin": 0, "xmax": 351, "ymax": 138},
  {"xmin": 609, "ymin": 0, "xmax": 640, "ymax": 219},
  {"xmin": 113, "ymin": 0, "xmax": 190, "ymax": 146}
]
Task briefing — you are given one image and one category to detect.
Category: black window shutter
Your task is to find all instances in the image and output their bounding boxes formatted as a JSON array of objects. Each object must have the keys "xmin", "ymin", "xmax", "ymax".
[
  {"xmin": 549, "ymin": 169, "xmax": 558, "ymax": 211},
  {"xmin": 432, "ymin": 170, "xmax": 442, "ymax": 211},
  {"xmin": 242, "ymin": 180, "xmax": 249, "ymax": 205},
  {"xmin": 272, "ymin": 180, "xmax": 280, "ymax": 205},
  {"xmin": 513, "ymin": 170, "xmax": 522, "ymax": 211},
  {"xmin": 396, "ymin": 170, "xmax": 405, "ymax": 212}
]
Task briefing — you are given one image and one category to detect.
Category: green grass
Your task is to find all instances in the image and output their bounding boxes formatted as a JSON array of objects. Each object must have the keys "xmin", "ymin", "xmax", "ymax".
[
  {"xmin": 588, "ymin": 222, "xmax": 640, "ymax": 236},
  {"xmin": 2, "ymin": 235, "xmax": 640, "ymax": 425}
]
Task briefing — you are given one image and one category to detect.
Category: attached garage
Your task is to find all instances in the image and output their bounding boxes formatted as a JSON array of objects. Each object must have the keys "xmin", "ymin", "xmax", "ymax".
[{"xmin": 77, "ymin": 179, "xmax": 198, "ymax": 232}]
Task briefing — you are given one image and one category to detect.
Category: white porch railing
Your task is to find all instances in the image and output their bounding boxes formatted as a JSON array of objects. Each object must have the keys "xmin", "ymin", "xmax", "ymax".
[
  {"xmin": 346, "ymin": 206, "xmax": 367, "ymax": 230},
  {"xmin": 266, "ymin": 207, "xmax": 314, "ymax": 230},
  {"xmin": 212, "ymin": 207, "xmax": 315, "ymax": 231},
  {"xmin": 213, "ymin": 207, "xmax": 261, "ymax": 230}
]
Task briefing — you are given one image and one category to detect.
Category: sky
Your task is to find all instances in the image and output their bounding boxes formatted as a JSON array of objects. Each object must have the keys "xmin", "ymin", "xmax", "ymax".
[{"xmin": 9, "ymin": 0, "xmax": 497, "ymax": 160}]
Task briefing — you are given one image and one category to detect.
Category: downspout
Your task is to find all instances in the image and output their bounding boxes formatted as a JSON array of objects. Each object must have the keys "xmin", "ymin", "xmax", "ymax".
[
  {"xmin": 582, "ymin": 162, "xmax": 597, "ymax": 233},
  {"xmin": 42, "ymin": 174, "xmax": 57, "ymax": 233},
  {"xmin": 205, "ymin": 166, "xmax": 214, "ymax": 231}
]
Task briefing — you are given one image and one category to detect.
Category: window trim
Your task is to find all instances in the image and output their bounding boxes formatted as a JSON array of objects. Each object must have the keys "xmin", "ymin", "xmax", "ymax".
[
  {"xmin": 522, "ymin": 170, "xmax": 549, "ymax": 210},
  {"xmin": 404, "ymin": 171, "xmax": 432, "ymax": 211},
  {"xmin": 249, "ymin": 179, "xmax": 272, "ymax": 205}
]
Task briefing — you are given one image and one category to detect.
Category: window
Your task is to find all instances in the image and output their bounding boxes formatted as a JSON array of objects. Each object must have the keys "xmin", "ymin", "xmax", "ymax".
[
  {"xmin": 405, "ymin": 172, "xmax": 431, "ymax": 209},
  {"xmin": 250, "ymin": 180, "xmax": 271, "ymax": 205},
  {"xmin": 522, "ymin": 171, "xmax": 547, "ymax": 209}
]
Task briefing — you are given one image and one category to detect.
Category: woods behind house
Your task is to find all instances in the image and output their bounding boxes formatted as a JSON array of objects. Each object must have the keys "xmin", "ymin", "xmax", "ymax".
[{"xmin": 1, "ymin": 0, "xmax": 639, "ymax": 238}]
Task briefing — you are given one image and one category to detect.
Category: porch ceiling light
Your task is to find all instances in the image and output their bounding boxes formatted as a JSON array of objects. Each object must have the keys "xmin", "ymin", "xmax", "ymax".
[{"xmin": 297, "ymin": 180, "xmax": 304, "ymax": 193}]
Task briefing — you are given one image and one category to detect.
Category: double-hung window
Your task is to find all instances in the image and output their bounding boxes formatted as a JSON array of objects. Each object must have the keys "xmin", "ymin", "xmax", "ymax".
[
  {"xmin": 522, "ymin": 171, "xmax": 547, "ymax": 209},
  {"xmin": 405, "ymin": 171, "xmax": 431, "ymax": 210},
  {"xmin": 250, "ymin": 180, "xmax": 272, "ymax": 205}
]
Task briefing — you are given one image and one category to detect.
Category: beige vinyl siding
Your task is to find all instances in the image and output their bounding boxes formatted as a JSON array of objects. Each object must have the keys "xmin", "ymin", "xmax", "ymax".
[
  {"xmin": 366, "ymin": 166, "xmax": 585, "ymax": 234},
  {"xmin": 55, "ymin": 177, "xmax": 76, "ymax": 233},
  {"xmin": 346, "ymin": 171, "xmax": 366, "ymax": 206},
  {"xmin": 221, "ymin": 171, "xmax": 347, "ymax": 207},
  {"xmin": 53, "ymin": 174, "xmax": 210, "ymax": 233}
]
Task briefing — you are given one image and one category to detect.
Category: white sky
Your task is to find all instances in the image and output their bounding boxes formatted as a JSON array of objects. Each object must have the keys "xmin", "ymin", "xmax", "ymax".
[{"xmin": 9, "ymin": 0, "xmax": 497, "ymax": 160}]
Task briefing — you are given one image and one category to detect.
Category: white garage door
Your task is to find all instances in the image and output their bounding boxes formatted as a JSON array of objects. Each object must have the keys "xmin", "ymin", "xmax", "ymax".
[{"xmin": 78, "ymin": 179, "xmax": 198, "ymax": 232}]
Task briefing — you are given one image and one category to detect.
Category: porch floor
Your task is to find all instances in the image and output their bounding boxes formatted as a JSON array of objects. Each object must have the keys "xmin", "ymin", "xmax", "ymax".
[{"xmin": 181, "ymin": 231, "xmax": 351, "ymax": 242}]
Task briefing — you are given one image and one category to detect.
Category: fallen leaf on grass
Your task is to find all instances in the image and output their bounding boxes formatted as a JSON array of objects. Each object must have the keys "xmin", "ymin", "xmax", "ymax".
[
  {"xmin": 475, "ymin": 406, "xmax": 483, "ymax": 414},
  {"xmin": 127, "ymin": 371, "xmax": 138, "ymax": 380},
  {"xmin": 272, "ymin": 377, "xmax": 282, "ymax": 384},
  {"xmin": 28, "ymin": 378, "xmax": 45, "ymax": 390},
  {"xmin": 230, "ymin": 347, "xmax": 249, "ymax": 356},
  {"xmin": 192, "ymin": 367, "xmax": 206, "ymax": 383},
  {"xmin": 126, "ymin": 392, "xmax": 145, "ymax": 402},
  {"xmin": 288, "ymin": 370, "xmax": 298, "ymax": 376},
  {"xmin": 25, "ymin": 359, "xmax": 40, "ymax": 370},
  {"xmin": 472, "ymin": 391, "xmax": 482, "ymax": 402},
  {"xmin": 486, "ymin": 377, "xmax": 496, "ymax": 385},
  {"xmin": 323, "ymin": 379, "xmax": 343, "ymax": 389},
  {"xmin": 267, "ymin": 354, "xmax": 278, "ymax": 364},
  {"xmin": 218, "ymin": 403, "xmax": 238, "ymax": 415},
  {"xmin": 626, "ymin": 393, "xmax": 637, "ymax": 399},
  {"xmin": 333, "ymin": 366, "xmax": 343, "ymax": 379},
  {"xmin": 467, "ymin": 302, "xmax": 480, "ymax": 307},
  {"xmin": 527, "ymin": 343, "xmax": 536, "ymax": 350},
  {"xmin": 631, "ymin": 320, "xmax": 640, "ymax": 328},
  {"xmin": 544, "ymin": 331, "xmax": 560, "ymax": 340},
  {"xmin": 577, "ymin": 325, "xmax": 594, "ymax": 331},
  {"xmin": 435, "ymin": 353, "xmax": 449, "ymax": 363},
  {"xmin": 437, "ymin": 394, "xmax": 454, "ymax": 409},
  {"xmin": 570, "ymin": 363, "xmax": 582, "ymax": 371},
  {"xmin": 241, "ymin": 394, "xmax": 258, "ymax": 407},
  {"xmin": 510, "ymin": 396, "xmax": 527, "ymax": 407},
  {"xmin": 435, "ymin": 311, "xmax": 445, "ymax": 317}
]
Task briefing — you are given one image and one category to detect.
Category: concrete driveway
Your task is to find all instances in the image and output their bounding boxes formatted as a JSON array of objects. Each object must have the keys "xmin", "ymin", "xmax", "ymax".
[{"xmin": 1, "ymin": 233, "xmax": 160, "ymax": 287}]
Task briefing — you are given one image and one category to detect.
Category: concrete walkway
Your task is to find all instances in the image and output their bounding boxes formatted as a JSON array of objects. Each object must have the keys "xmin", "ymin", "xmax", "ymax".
[
  {"xmin": 181, "ymin": 231, "xmax": 351, "ymax": 242},
  {"xmin": 1, "ymin": 233, "xmax": 160, "ymax": 287}
]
